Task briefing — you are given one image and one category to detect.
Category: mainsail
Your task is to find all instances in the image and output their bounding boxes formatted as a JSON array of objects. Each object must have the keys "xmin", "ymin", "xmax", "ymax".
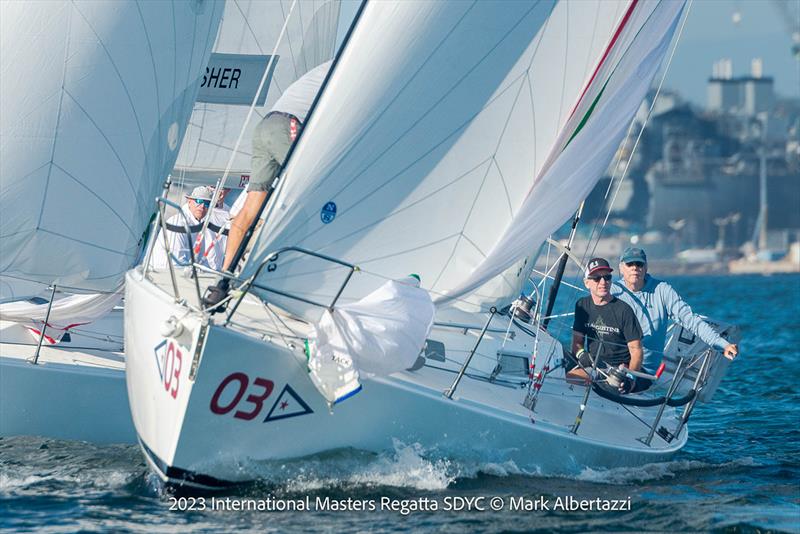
[
  {"xmin": 0, "ymin": 0, "xmax": 224, "ymax": 298},
  {"xmin": 174, "ymin": 0, "xmax": 343, "ymax": 180},
  {"xmin": 241, "ymin": 0, "xmax": 685, "ymax": 321}
]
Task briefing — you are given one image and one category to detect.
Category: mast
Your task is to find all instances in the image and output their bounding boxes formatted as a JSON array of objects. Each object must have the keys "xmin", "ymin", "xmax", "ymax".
[{"xmin": 542, "ymin": 202, "xmax": 583, "ymax": 329}]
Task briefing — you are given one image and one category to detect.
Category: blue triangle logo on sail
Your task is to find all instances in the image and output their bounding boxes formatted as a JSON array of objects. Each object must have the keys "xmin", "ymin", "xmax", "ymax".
[{"xmin": 263, "ymin": 384, "xmax": 314, "ymax": 422}]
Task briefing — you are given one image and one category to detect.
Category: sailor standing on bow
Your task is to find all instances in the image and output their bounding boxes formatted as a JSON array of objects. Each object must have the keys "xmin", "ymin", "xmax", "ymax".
[{"xmin": 203, "ymin": 60, "xmax": 332, "ymax": 307}]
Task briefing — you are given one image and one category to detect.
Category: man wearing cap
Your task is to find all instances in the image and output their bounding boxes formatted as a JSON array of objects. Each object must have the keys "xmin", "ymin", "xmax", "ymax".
[
  {"xmin": 568, "ymin": 257, "xmax": 644, "ymax": 387},
  {"xmin": 203, "ymin": 60, "xmax": 332, "ymax": 308},
  {"xmin": 611, "ymin": 247, "xmax": 738, "ymax": 374},
  {"xmin": 152, "ymin": 186, "xmax": 226, "ymax": 271}
]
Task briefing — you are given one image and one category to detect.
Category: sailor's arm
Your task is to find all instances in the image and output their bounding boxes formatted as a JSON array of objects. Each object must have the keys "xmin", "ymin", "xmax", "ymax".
[
  {"xmin": 571, "ymin": 331, "xmax": 585, "ymax": 355},
  {"xmin": 664, "ymin": 283, "xmax": 738, "ymax": 359},
  {"xmin": 626, "ymin": 339, "xmax": 643, "ymax": 372}
]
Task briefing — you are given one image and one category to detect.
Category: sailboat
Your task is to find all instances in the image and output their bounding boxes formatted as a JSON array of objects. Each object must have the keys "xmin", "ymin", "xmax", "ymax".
[
  {"xmin": 0, "ymin": 0, "xmax": 224, "ymax": 442},
  {"xmin": 125, "ymin": 0, "xmax": 736, "ymax": 488}
]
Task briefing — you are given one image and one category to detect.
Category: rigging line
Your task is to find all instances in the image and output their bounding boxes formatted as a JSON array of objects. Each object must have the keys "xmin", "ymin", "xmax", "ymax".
[
  {"xmin": 457, "ymin": 232, "xmax": 519, "ymax": 291},
  {"xmin": 171, "ymin": 1, "xmax": 177, "ymax": 116},
  {"xmin": 541, "ymin": 1, "xmax": 691, "ymax": 387},
  {"xmin": 34, "ymin": 229, "xmax": 131, "ymax": 257},
  {"xmin": 286, "ymin": 65, "xmax": 528, "ymax": 250},
  {"xmin": 0, "ymin": 162, "xmax": 50, "ymax": 197},
  {"xmin": 188, "ymin": 2, "xmax": 223, "ymax": 165},
  {"xmin": 492, "ymin": 157, "xmax": 515, "ymax": 221},
  {"xmin": 38, "ymin": 2, "xmax": 74, "ymax": 229},
  {"xmin": 198, "ymin": 0, "xmax": 299, "ymax": 240},
  {"xmin": 552, "ymin": 0, "xmax": 688, "ymax": 311},
  {"xmin": 227, "ymin": 0, "xmax": 368, "ymax": 276},
  {"xmin": 353, "ymin": 265, "xmax": 513, "ymax": 311},
  {"xmin": 572, "ymin": 2, "xmax": 688, "ymax": 280},
  {"xmin": 263, "ymin": 301, "xmax": 298, "ymax": 352},
  {"xmin": 68, "ymin": 1, "xmax": 150, "ymax": 180},
  {"xmin": 556, "ymin": 1, "xmax": 569, "ymax": 132},
  {"xmin": 297, "ymin": 0, "xmax": 308, "ymax": 74},
  {"xmin": 518, "ymin": 2, "xmax": 555, "ymax": 185},
  {"xmin": 279, "ymin": 0, "xmax": 300, "ymax": 81},
  {"xmin": 530, "ymin": 268, "xmax": 585, "ymax": 293},
  {"xmin": 233, "ymin": 0, "xmax": 267, "ymax": 55},
  {"xmin": 135, "ymin": 0, "xmax": 163, "ymax": 174},
  {"xmin": 60, "ymin": 89, "xmax": 141, "ymax": 209},
  {"xmin": 266, "ymin": 156, "xmax": 495, "ymax": 276},
  {"xmin": 278, "ymin": 0, "xmax": 480, "ymax": 226},
  {"xmin": 260, "ymin": 305, "xmax": 312, "ymax": 381},
  {"xmin": 265, "ymin": 302, "xmax": 307, "ymax": 338},
  {"xmin": 50, "ymin": 162, "xmax": 137, "ymax": 237},
  {"xmin": 580, "ymin": 1, "xmax": 602, "ymax": 86},
  {"xmin": 431, "ymin": 157, "xmax": 500, "ymax": 290},
  {"xmin": 283, "ymin": 1, "xmax": 546, "ymax": 240},
  {"xmin": 596, "ymin": 0, "xmax": 693, "ymax": 242}
]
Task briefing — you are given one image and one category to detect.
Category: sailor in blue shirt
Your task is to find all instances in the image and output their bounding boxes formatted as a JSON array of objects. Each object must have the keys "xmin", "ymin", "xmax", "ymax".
[{"xmin": 610, "ymin": 247, "xmax": 739, "ymax": 374}]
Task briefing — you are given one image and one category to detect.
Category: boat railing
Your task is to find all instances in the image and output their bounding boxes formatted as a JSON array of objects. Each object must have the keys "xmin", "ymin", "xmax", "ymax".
[
  {"xmin": 141, "ymin": 205, "xmax": 358, "ymax": 323},
  {"xmin": 142, "ymin": 197, "xmax": 203, "ymax": 305},
  {"xmin": 222, "ymin": 246, "xmax": 358, "ymax": 325},
  {"xmin": 569, "ymin": 345, "xmax": 729, "ymax": 446}
]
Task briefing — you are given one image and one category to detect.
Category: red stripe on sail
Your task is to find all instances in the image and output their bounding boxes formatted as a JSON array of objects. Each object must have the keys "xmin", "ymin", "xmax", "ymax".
[{"xmin": 566, "ymin": 0, "xmax": 639, "ymax": 121}]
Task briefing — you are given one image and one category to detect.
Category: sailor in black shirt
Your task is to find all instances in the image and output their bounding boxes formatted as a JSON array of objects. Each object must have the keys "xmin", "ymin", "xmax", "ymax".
[{"xmin": 568, "ymin": 258, "xmax": 643, "ymax": 384}]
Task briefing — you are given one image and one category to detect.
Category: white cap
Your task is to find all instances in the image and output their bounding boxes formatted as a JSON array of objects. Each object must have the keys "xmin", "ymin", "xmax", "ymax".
[{"xmin": 186, "ymin": 186, "xmax": 212, "ymax": 201}]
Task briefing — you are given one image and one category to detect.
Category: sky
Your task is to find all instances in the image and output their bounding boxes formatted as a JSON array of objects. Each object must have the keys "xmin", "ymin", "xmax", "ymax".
[
  {"xmin": 338, "ymin": 0, "xmax": 800, "ymax": 108},
  {"xmin": 668, "ymin": 0, "xmax": 800, "ymax": 106}
]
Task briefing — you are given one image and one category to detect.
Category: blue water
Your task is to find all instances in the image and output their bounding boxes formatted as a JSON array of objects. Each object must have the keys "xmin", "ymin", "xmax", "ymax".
[{"xmin": 2, "ymin": 275, "xmax": 799, "ymax": 533}]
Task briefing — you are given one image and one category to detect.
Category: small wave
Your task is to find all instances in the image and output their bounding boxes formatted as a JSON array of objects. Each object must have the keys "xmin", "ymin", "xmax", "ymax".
[
  {"xmin": 243, "ymin": 440, "xmax": 458, "ymax": 493},
  {"xmin": 575, "ymin": 456, "xmax": 758, "ymax": 484},
  {"xmin": 0, "ymin": 473, "xmax": 48, "ymax": 491}
]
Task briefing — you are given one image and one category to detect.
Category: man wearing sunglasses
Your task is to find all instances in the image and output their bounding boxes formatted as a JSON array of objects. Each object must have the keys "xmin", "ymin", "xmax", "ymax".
[
  {"xmin": 568, "ymin": 257, "xmax": 643, "ymax": 390},
  {"xmin": 611, "ymin": 247, "xmax": 738, "ymax": 375},
  {"xmin": 152, "ymin": 186, "xmax": 226, "ymax": 271}
]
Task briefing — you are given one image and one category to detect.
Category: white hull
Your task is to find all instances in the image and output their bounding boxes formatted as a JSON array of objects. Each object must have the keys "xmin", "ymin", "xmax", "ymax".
[
  {"xmin": 0, "ymin": 311, "xmax": 136, "ymax": 444},
  {"xmin": 125, "ymin": 271, "xmax": 687, "ymax": 488}
]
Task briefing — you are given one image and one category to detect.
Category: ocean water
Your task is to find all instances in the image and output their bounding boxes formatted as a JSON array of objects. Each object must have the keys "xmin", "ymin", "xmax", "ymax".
[{"xmin": 1, "ymin": 274, "xmax": 798, "ymax": 533}]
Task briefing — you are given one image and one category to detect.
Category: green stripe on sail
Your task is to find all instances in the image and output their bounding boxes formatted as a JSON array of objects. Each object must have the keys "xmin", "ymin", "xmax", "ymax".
[{"xmin": 564, "ymin": 76, "xmax": 611, "ymax": 149}]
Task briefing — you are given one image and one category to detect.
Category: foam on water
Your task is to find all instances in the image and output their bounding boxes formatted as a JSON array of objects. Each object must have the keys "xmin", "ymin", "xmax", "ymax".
[
  {"xmin": 229, "ymin": 440, "xmax": 458, "ymax": 493},
  {"xmin": 575, "ymin": 456, "xmax": 759, "ymax": 485},
  {"xmin": 1, "ymin": 275, "xmax": 797, "ymax": 532}
]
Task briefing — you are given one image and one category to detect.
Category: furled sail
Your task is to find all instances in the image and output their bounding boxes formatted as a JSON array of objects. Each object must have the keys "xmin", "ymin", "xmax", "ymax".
[
  {"xmin": 0, "ymin": 0, "xmax": 224, "ymax": 297},
  {"xmin": 241, "ymin": 0, "xmax": 685, "ymax": 321},
  {"xmin": 174, "ymin": 0, "xmax": 343, "ymax": 180}
]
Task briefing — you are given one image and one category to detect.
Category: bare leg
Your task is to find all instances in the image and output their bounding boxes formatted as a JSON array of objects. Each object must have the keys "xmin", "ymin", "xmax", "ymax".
[{"xmin": 222, "ymin": 190, "xmax": 267, "ymax": 272}]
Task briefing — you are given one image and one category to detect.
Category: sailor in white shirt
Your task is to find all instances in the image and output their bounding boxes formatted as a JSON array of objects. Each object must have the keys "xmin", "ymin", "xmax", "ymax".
[{"xmin": 152, "ymin": 186, "xmax": 226, "ymax": 271}]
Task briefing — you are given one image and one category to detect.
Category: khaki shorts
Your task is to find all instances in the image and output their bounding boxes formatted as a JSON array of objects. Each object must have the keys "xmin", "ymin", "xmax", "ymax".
[{"xmin": 250, "ymin": 113, "xmax": 297, "ymax": 192}]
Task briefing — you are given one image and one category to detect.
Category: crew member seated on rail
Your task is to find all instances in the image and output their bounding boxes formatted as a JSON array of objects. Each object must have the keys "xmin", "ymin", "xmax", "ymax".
[
  {"xmin": 567, "ymin": 257, "xmax": 645, "ymax": 393},
  {"xmin": 611, "ymin": 247, "xmax": 738, "ymax": 374}
]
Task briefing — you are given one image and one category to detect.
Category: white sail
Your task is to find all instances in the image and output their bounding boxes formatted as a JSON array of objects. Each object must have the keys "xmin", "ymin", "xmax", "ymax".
[
  {"xmin": 0, "ymin": 0, "xmax": 223, "ymax": 296},
  {"xmin": 241, "ymin": 0, "xmax": 684, "ymax": 320},
  {"xmin": 174, "ymin": 0, "xmax": 343, "ymax": 178}
]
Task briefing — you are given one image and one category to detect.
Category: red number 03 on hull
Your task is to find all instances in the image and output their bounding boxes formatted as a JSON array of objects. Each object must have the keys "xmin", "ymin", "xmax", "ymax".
[
  {"xmin": 163, "ymin": 341, "xmax": 183, "ymax": 399},
  {"xmin": 210, "ymin": 372, "xmax": 275, "ymax": 421}
]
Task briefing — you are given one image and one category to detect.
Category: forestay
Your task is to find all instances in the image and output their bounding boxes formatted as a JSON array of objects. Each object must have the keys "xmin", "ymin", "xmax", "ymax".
[
  {"xmin": 241, "ymin": 0, "xmax": 684, "ymax": 321},
  {"xmin": 0, "ymin": 0, "xmax": 223, "ymax": 297},
  {"xmin": 175, "ymin": 0, "xmax": 343, "ymax": 180}
]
